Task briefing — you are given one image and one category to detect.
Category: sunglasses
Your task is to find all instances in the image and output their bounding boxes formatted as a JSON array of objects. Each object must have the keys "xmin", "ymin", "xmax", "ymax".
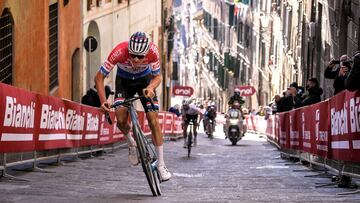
[{"xmin": 130, "ymin": 54, "xmax": 145, "ymax": 59}]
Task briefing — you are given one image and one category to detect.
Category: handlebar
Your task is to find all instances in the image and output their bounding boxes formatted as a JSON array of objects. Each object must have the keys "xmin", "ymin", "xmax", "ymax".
[{"xmin": 104, "ymin": 95, "xmax": 156, "ymax": 124}]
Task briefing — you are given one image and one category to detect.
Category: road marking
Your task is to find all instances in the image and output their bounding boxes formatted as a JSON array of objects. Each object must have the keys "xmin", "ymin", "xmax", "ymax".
[
  {"xmin": 173, "ymin": 173, "xmax": 203, "ymax": 178},
  {"xmin": 254, "ymin": 165, "xmax": 289, "ymax": 169}
]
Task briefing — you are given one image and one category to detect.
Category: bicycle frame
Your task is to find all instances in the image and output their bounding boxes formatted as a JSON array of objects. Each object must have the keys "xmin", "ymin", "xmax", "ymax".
[{"xmin": 106, "ymin": 96, "xmax": 161, "ymax": 196}]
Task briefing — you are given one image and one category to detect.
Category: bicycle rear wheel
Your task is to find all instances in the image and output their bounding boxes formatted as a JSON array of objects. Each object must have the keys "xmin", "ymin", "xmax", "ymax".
[
  {"xmin": 133, "ymin": 125, "xmax": 161, "ymax": 196},
  {"xmin": 187, "ymin": 130, "xmax": 192, "ymax": 158}
]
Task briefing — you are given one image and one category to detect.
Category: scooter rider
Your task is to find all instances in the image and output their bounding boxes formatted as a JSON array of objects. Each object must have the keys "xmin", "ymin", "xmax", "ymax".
[
  {"xmin": 181, "ymin": 100, "xmax": 203, "ymax": 148},
  {"xmin": 228, "ymin": 88, "xmax": 245, "ymax": 118},
  {"xmin": 224, "ymin": 100, "xmax": 245, "ymax": 140}
]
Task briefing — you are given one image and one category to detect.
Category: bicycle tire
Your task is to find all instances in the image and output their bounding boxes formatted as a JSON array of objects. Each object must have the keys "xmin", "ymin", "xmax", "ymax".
[
  {"xmin": 133, "ymin": 124, "xmax": 161, "ymax": 196},
  {"xmin": 187, "ymin": 130, "xmax": 192, "ymax": 158}
]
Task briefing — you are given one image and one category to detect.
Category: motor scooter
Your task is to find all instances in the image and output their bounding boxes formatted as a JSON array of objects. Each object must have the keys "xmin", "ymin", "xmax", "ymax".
[{"xmin": 224, "ymin": 108, "xmax": 244, "ymax": 145}]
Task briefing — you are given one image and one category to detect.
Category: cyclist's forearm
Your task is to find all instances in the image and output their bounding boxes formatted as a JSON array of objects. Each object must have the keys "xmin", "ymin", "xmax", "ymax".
[
  {"xmin": 148, "ymin": 74, "xmax": 162, "ymax": 90},
  {"xmin": 94, "ymin": 72, "xmax": 107, "ymax": 104}
]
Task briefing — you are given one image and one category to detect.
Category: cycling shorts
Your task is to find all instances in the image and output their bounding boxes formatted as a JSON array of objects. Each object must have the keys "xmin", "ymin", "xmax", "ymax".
[
  {"xmin": 115, "ymin": 74, "xmax": 159, "ymax": 113},
  {"xmin": 184, "ymin": 114, "xmax": 198, "ymax": 125}
]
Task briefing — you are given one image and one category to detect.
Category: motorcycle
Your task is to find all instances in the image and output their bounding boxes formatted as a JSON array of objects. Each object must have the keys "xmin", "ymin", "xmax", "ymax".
[{"xmin": 224, "ymin": 108, "xmax": 245, "ymax": 145}]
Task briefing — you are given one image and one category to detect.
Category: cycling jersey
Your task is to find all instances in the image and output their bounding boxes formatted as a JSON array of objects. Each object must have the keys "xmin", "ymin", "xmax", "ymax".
[
  {"xmin": 182, "ymin": 104, "xmax": 200, "ymax": 116},
  {"xmin": 99, "ymin": 41, "xmax": 161, "ymax": 80}
]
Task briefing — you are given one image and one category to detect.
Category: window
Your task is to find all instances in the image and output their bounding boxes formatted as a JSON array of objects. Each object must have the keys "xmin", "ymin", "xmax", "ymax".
[
  {"xmin": 64, "ymin": 0, "xmax": 69, "ymax": 6},
  {"xmin": 0, "ymin": 9, "xmax": 13, "ymax": 84},
  {"xmin": 87, "ymin": 0, "xmax": 94, "ymax": 10},
  {"xmin": 49, "ymin": 3, "xmax": 59, "ymax": 90}
]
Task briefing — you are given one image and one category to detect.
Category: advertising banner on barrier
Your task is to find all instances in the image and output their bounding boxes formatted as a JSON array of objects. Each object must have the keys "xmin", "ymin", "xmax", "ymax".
[
  {"xmin": 330, "ymin": 91, "xmax": 360, "ymax": 162},
  {"xmin": 158, "ymin": 112, "xmax": 165, "ymax": 133},
  {"xmin": 289, "ymin": 110, "xmax": 300, "ymax": 150},
  {"xmin": 98, "ymin": 112, "xmax": 114, "ymax": 145},
  {"xmin": 111, "ymin": 112, "xmax": 125, "ymax": 142},
  {"xmin": 36, "ymin": 94, "xmax": 70, "ymax": 150},
  {"xmin": 311, "ymin": 101, "xmax": 331, "ymax": 158},
  {"xmin": 164, "ymin": 113, "xmax": 173, "ymax": 134},
  {"xmin": 80, "ymin": 105, "xmax": 100, "ymax": 146},
  {"xmin": 62, "ymin": 100, "xmax": 84, "ymax": 148},
  {"xmin": 0, "ymin": 83, "xmax": 37, "ymax": 152},
  {"xmin": 274, "ymin": 114, "xmax": 280, "ymax": 144},
  {"xmin": 278, "ymin": 113, "xmax": 289, "ymax": 149},
  {"xmin": 299, "ymin": 107, "xmax": 315, "ymax": 154},
  {"xmin": 265, "ymin": 115, "xmax": 275, "ymax": 140},
  {"xmin": 173, "ymin": 115, "xmax": 183, "ymax": 134},
  {"xmin": 141, "ymin": 112, "xmax": 152, "ymax": 136}
]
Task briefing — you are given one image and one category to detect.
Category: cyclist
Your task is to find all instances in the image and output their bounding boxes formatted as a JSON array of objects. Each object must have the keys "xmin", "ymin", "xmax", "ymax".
[
  {"xmin": 203, "ymin": 102, "xmax": 217, "ymax": 134},
  {"xmin": 94, "ymin": 32, "xmax": 171, "ymax": 181},
  {"xmin": 181, "ymin": 101, "xmax": 203, "ymax": 148}
]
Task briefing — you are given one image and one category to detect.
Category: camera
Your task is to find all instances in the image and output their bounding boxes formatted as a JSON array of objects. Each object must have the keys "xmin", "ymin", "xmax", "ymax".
[{"xmin": 332, "ymin": 60, "xmax": 340, "ymax": 64}]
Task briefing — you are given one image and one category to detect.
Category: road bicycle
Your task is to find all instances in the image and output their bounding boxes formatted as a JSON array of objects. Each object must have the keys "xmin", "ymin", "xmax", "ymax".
[
  {"xmin": 185, "ymin": 120, "xmax": 195, "ymax": 158},
  {"xmin": 105, "ymin": 96, "xmax": 161, "ymax": 196}
]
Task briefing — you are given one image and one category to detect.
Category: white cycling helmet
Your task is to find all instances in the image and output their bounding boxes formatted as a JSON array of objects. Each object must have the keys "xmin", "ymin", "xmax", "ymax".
[{"xmin": 128, "ymin": 32, "xmax": 150, "ymax": 56}]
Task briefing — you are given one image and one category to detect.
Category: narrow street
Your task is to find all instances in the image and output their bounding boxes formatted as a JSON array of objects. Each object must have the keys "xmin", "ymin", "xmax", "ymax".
[{"xmin": 1, "ymin": 121, "xmax": 360, "ymax": 203}]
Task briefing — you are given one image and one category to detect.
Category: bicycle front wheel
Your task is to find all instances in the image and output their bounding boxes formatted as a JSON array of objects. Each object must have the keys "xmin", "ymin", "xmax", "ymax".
[
  {"xmin": 133, "ymin": 125, "xmax": 161, "ymax": 196},
  {"xmin": 187, "ymin": 131, "xmax": 192, "ymax": 158}
]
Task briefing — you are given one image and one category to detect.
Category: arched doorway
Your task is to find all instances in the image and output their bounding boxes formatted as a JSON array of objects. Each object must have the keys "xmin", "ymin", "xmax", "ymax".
[
  {"xmin": 86, "ymin": 21, "xmax": 101, "ymax": 90},
  {"xmin": 0, "ymin": 8, "xmax": 13, "ymax": 84}
]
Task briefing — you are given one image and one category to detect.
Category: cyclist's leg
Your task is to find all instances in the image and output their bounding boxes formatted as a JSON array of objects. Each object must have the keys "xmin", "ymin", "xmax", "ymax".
[
  {"xmin": 115, "ymin": 77, "xmax": 138, "ymax": 165},
  {"xmin": 138, "ymin": 77, "xmax": 171, "ymax": 181},
  {"xmin": 192, "ymin": 115, "xmax": 199, "ymax": 146},
  {"xmin": 115, "ymin": 76, "xmax": 134, "ymax": 141}
]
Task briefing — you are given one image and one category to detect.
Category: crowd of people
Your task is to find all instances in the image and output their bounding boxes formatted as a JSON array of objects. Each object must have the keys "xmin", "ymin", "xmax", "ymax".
[{"xmin": 269, "ymin": 51, "xmax": 360, "ymax": 114}]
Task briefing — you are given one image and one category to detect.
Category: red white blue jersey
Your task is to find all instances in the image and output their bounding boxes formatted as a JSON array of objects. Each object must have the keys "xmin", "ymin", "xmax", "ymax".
[{"xmin": 99, "ymin": 41, "xmax": 161, "ymax": 79}]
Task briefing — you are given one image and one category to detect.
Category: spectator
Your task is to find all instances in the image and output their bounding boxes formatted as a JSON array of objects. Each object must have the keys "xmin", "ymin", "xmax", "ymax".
[
  {"xmin": 325, "ymin": 54, "xmax": 353, "ymax": 95},
  {"xmin": 264, "ymin": 106, "xmax": 272, "ymax": 120},
  {"xmin": 256, "ymin": 106, "xmax": 265, "ymax": 116},
  {"xmin": 300, "ymin": 78, "xmax": 323, "ymax": 107},
  {"xmin": 278, "ymin": 86, "xmax": 302, "ymax": 112},
  {"xmin": 345, "ymin": 51, "xmax": 360, "ymax": 91},
  {"xmin": 271, "ymin": 94, "xmax": 282, "ymax": 114},
  {"xmin": 81, "ymin": 85, "xmax": 114, "ymax": 108},
  {"xmin": 250, "ymin": 109, "xmax": 257, "ymax": 115},
  {"xmin": 242, "ymin": 107, "xmax": 249, "ymax": 115},
  {"xmin": 169, "ymin": 104, "xmax": 181, "ymax": 117}
]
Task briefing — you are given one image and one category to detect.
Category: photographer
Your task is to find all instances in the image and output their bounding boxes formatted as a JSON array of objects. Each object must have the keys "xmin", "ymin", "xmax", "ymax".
[
  {"xmin": 278, "ymin": 86, "xmax": 302, "ymax": 112},
  {"xmin": 324, "ymin": 55, "xmax": 353, "ymax": 95},
  {"xmin": 345, "ymin": 51, "xmax": 360, "ymax": 91}
]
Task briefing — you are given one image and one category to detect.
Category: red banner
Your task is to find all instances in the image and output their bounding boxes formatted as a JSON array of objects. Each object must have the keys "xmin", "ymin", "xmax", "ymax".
[
  {"xmin": 140, "ymin": 112, "xmax": 152, "ymax": 136},
  {"xmin": 0, "ymin": 83, "xmax": 183, "ymax": 154},
  {"xmin": 278, "ymin": 113, "xmax": 289, "ymax": 149},
  {"xmin": 158, "ymin": 112, "xmax": 165, "ymax": 134},
  {"xmin": 80, "ymin": 105, "xmax": 101, "ymax": 146},
  {"xmin": 299, "ymin": 107, "xmax": 315, "ymax": 154},
  {"xmin": 172, "ymin": 116, "xmax": 183, "ymax": 134},
  {"xmin": 164, "ymin": 113, "xmax": 173, "ymax": 134},
  {"xmin": 289, "ymin": 110, "xmax": 301, "ymax": 150},
  {"xmin": 310, "ymin": 101, "xmax": 331, "ymax": 158},
  {"xmin": 0, "ymin": 84, "xmax": 37, "ymax": 152},
  {"xmin": 36, "ymin": 95, "xmax": 70, "ymax": 150},
  {"xmin": 330, "ymin": 91, "xmax": 360, "ymax": 162}
]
